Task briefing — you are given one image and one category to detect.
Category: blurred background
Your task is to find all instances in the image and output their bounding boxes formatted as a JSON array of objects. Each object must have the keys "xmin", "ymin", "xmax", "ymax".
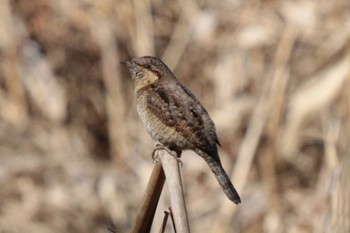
[{"xmin": 1, "ymin": 0, "xmax": 350, "ymax": 232}]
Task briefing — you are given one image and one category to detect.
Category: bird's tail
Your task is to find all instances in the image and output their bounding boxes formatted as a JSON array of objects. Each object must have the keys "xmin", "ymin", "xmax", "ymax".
[{"xmin": 196, "ymin": 149, "xmax": 241, "ymax": 204}]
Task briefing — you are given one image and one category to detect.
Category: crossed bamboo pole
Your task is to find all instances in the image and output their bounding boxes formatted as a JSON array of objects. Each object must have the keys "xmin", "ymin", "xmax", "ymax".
[{"xmin": 130, "ymin": 150, "xmax": 190, "ymax": 233}]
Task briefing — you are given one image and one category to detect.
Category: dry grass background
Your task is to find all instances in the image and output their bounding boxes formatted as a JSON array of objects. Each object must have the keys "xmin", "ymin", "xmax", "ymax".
[{"xmin": 0, "ymin": 0, "xmax": 350, "ymax": 232}]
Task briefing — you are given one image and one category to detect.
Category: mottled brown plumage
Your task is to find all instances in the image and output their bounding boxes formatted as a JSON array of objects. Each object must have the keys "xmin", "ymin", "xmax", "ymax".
[{"xmin": 122, "ymin": 56, "xmax": 241, "ymax": 204}]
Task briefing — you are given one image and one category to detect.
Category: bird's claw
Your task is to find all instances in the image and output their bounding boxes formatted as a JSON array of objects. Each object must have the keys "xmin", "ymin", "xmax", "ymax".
[
  {"xmin": 152, "ymin": 143, "xmax": 183, "ymax": 167},
  {"xmin": 151, "ymin": 146, "xmax": 161, "ymax": 163},
  {"xmin": 152, "ymin": 143, "xmax": 165, "ymax": 163}
]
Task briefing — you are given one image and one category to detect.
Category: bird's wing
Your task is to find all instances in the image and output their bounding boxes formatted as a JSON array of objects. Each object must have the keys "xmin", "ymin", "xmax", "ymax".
[{"xmin": 146, "ymin": 83, "xmax": 218, "ymax": 155}]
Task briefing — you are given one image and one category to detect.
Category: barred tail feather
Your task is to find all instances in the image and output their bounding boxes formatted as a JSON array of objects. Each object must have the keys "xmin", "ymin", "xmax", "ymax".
[{"xmin": 196, "ymin": 149, "xmax": 241, "ymax": 204}]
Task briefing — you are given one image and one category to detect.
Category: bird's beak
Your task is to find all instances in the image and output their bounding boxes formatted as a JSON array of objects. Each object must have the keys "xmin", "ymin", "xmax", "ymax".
[{"xmin": 120, "ymin": 60, "xmax": 139, "ymax": 78}]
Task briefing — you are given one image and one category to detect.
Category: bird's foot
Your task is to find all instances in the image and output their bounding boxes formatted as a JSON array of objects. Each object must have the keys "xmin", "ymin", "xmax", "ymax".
[
  {"xmin": 152, "ymin": 143, "xmax": 183, "ymax": 166},
  {"xmin": 151, "ymin": 143, "xmax": 163, "ymax": 163}
]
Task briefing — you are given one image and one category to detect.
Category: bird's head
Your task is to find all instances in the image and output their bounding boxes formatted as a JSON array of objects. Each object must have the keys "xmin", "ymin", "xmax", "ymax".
[{"xmin": 121, "ymin": 56, "xmax": 171, "ymax": 91}]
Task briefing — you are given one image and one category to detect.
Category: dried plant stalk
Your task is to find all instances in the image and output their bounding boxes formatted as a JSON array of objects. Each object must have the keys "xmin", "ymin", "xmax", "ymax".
[
  {"xmin": 131, "ymin": 163, "xmax": 165, "ymax": 233},
  {"xmin": 159, "ymin": 150, "xmax": 190, "ymax": 233}
]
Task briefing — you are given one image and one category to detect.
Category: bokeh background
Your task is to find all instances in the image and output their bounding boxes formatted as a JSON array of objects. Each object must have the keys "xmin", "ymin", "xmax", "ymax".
[{"xmin": 1, "ymin": 0, "xmax": 350, "ymax": 232}]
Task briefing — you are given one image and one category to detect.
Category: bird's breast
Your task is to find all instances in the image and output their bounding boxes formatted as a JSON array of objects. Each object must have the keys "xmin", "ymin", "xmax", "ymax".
[{"xmin": 135, "ymin": 92, "xmax": 190, "ymax": 150}]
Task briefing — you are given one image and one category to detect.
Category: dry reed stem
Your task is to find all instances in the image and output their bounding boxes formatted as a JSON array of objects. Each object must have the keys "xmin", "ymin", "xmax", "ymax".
[
  {"xmin": 132, "ymin": 0, "xmax": 155, "ymax": 56},
  {"xmin": 282, "ymin": 54, "xmax": 350, "ymax": 158},
  {"xmin": 331, "ymin": 152, "xmax": 350, "ymax": 233},
  {"xmin": 161, "ymin": 0, "xmax": 198, "ymax": 69},
  {"xmin": 131, "ymin": 163, "xmax": 165, "ymax": 233},
  {"xmin": 91, "ymin": 18, "xmax": 129, "ymax": 165},
  {"xmin": 159, "ymin": 150, "xmax": 190, "ymax": 233},
  {"xmin": 21, "ymin": 41, "xmax": 67, "ymax": 123},
  {"xmin": 159, "ymin": 208, "xmax": 173, "ymax": 233},
  {"xmin": 258, "ymin": 25, "xmax": 297, "ymax": 233},
  {"xmin": 0, "ymin": 0, "xmax": 28, "ymax": 125}
]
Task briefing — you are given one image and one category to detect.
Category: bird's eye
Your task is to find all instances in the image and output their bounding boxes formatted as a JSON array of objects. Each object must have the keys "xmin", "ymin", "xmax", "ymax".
[
  {"xmin": 145, "ymin": 64, "xmax": 151, "ymax": 69},
  {"xmin": 153, "ymin": 69, "xmax": 161, "ymax": 76}
]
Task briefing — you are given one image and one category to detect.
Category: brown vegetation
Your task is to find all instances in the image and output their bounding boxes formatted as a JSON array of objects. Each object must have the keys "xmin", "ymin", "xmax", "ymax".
[{"xmin": 0, "ymin": 0, "xmax": 349, "ymax": 232}]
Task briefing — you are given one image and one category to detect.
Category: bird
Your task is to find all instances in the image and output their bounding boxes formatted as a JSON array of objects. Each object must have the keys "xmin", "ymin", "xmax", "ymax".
[{"xmin": 121, "ymin": 56, "xmax": 241, "ymax": 204}]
